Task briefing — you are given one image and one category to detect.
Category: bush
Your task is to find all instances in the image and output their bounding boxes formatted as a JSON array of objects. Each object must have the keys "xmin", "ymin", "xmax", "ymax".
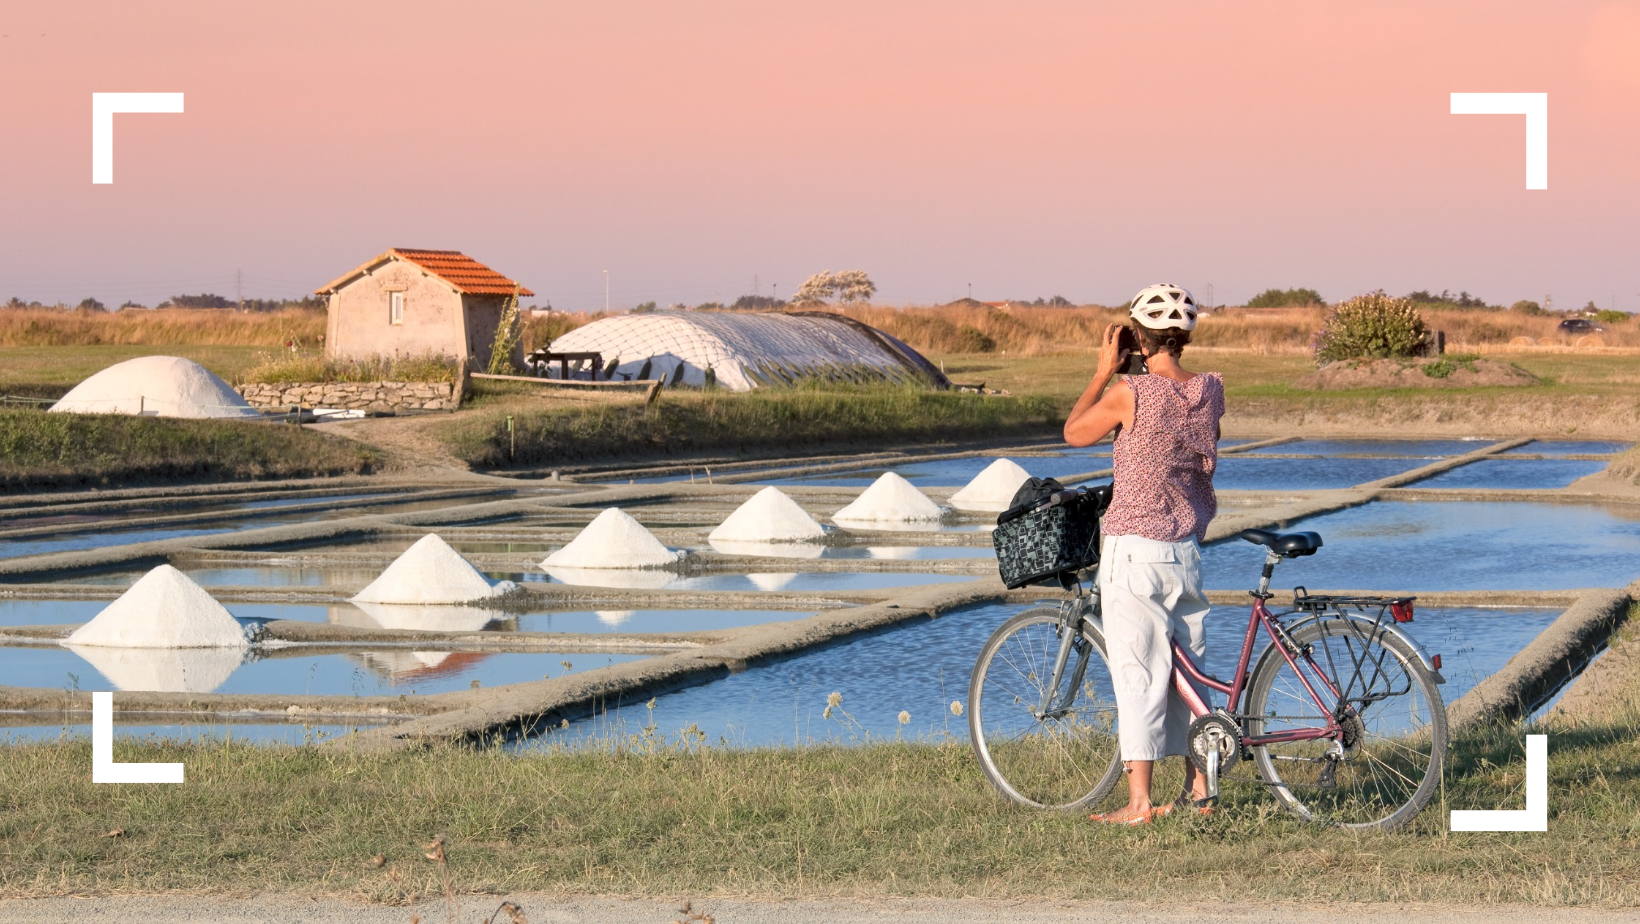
[
  {"xmin": 1594, "ymin": 309, "xmax": 1631, "ymax": 326},
  {"xmin": 1246, "ymin": 287, "xmax": 1325, "ymax": 308},
  {"xmin": 953, "ymin": 325, "xmax": 996, "ymax": 352},
  {"xmin": 1312, "ymin": 291, "xmax": 1428, "ymax": 363},
  {"xmin": 241, "ymin": 351, "xmax": 461, "ymax": 384},
  {"xmin": 1510, "ymin": 300, "xmax": 1544, "ymax": 315}
]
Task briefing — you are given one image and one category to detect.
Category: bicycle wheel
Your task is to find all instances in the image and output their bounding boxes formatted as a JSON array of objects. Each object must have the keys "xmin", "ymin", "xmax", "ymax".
[
  {"xmin": 1245, "ymin": 616, "xmax": 1446, "ymax": 829},
  {"xmin": 968, "ymin": 606, "xmax": 1124, "ymax": 811}
]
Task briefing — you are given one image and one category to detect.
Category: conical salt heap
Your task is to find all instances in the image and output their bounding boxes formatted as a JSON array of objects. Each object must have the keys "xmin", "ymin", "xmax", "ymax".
[
  {"xmin": 832, "ymin": 472, "xmax": 947, "ymax": 523},
  {"xmin": 709, "ymin": 487, "xmax": 827, "ymax": 543},
  {"xmin": 948, "ymin": 458, "xmax": 1033, "ymax": 512},
  {"xmin": 542, "ymin": 508, "xmax": 686, "ymax": 569},
  {"xmin": 353, "ymin": 534, "xmax": 515, "ymax": 604},
  {"xmin": 64, "ymin": 564, "xmax": 251, "ymax": 648}
]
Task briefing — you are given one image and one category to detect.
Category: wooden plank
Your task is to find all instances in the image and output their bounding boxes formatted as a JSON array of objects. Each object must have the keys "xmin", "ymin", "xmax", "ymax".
[{"xmin": 471, "ymin": 372, "xmax": 665, "ymax": 391}]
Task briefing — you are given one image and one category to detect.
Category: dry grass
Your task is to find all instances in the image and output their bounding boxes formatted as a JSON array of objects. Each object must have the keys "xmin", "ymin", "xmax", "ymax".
[
  {"xmin": 240, "ymin": 351, "xmax": 462, "ymax": 385},
  {"xmin": 0, "ymin": 307, "xmax": 325, "ymax": 348}
]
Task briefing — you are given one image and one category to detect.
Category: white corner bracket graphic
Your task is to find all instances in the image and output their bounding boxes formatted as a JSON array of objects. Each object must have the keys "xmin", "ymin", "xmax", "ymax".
[
  {"xmin": 93, "ymin": 691, "xmax": 184, "ymax": 783},
  {"xmin": 1449, "ymin": 734, "xmax": 1546, "ymax": 832},
  {"xmin": 1450, "ymin": 92, "xmax": 1547, "ymax": 190},
  {"xmin": 91, "ymin": 92, "xmax": 184, "ymax": 184}
]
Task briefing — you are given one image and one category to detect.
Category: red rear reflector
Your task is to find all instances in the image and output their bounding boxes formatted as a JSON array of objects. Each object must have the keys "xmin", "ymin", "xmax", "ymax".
[
  {"xmin": 1432, "ymin": 654, "xmax": 1442, "ymax": 670},
  {"xmin": 1391, "ymin": 601, "xmax": 1414, "ymax": 623}
]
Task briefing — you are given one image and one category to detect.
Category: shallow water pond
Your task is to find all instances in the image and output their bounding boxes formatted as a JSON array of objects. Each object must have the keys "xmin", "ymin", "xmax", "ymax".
[
  {"xmin": 1201, "ymin": 500, "xmax": 1640, "ymax": 591},
  {"xmin": 520, "ymin": 569, "xmax": 981, "ymax": 592},
  {"xmin": 0, "ymin": 644, "xmax": 643, "ymax": 696},
  {"xmin": 0, "ymin": 721, "xmax": 380, "ymax": 745},
  {"xmin": 1411, "ymin": 458, "xmax": 1607, "ymax": 490},
  {"xmin": 1246, "ymin": 438, "xmax": 1487, "ymax": 457},
  {"xmin": 525, "ymin": 602, "xmax": 1556, "ymax": 749},
  {"xmin": 1212, "ymin": 455, "xmax": 1426, "ymax": 490},
  {"xmin": 1505, "ymin": 440, "xmax": 1629, "ymax": 456}
]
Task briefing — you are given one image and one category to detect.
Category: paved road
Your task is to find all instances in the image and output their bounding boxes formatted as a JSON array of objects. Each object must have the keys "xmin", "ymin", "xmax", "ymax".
[{"xmin": 1, "ymin": 896, "xmax": 1636, "ymax": 924}]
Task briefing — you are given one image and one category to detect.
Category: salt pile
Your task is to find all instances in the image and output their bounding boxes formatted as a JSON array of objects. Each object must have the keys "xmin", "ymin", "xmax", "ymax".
[
  {"xmin": 542, "ymin": 566, "xmax": 681, "ymax": 590},
  {"xmin": 831, "ymin": 472, "xmax": 947, "ymax": 523},
  {"xmin": 64, "ymin": 565, "xmax": 252, "ymax": 648},
  {"xmin": 709, "ymin": 487, "xmax": 827, "ymax": 543},
  {"xmin": 747, "ymin": 572, "xmax": 799, "ymax": 591},
  {"xmin": 352, "ymin": 601, "xmax": 504, "ymax": 633},
  {"xmin": 49, "ymin": 355, "xmax": 261, "ymax": 419},
  {"xmin": 542, "ymin": 508, "xmax": 686, "ymax": 569},
  {"xmin": 948, "ymin": 458, "xmax": 1033, "ymax": 512},
  {"xmin": 353, "ymin": 534, "xmax": 517, "ymax": 604},
  {"xmin": 64, "ymin": 645, "xmax": 245, "ymax": 693},
  {"xmin": 708, "ymin": 537, "xmax": 825, "ymax": 559}
]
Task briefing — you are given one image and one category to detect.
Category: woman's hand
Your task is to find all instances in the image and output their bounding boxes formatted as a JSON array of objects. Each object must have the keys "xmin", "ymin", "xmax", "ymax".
[{"xmin": 1096, "ymin": 323, "xmax": 1128, "ymax": 378}]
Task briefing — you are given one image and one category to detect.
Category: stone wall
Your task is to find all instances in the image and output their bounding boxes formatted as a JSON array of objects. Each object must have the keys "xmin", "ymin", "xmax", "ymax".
[{"xmin": 236, "ymin": 381, "xmax": 456, "ymax": 413}]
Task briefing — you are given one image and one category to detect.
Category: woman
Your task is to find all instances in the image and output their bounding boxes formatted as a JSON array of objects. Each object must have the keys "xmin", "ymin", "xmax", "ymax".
[{"xmin": 1063, "ymin": 283, "xmax": 1224, "ymax": 826}]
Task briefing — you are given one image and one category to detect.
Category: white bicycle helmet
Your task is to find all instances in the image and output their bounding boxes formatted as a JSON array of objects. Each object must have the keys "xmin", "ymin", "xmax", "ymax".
[{"xmin": 1128, "ymin": 283, "xmax": 1199, "ymax": 331}]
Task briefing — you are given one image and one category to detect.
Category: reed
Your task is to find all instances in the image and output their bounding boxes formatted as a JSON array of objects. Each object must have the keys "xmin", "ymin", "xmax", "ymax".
[{"xmin": 0, "ymin": 307, "xmax": 326, "ymax": 348}]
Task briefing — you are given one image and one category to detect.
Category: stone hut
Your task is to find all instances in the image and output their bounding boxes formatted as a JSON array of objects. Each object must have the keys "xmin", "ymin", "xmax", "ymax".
[{"xmin": 317, "ymin": 248, "xmax": 534, "ymax": 365}]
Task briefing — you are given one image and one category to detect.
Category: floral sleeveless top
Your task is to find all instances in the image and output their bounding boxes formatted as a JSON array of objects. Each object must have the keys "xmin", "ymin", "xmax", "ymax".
[{"xmin": 1100, "ymin": 372, "xmax": 1224, "ymax": 544}]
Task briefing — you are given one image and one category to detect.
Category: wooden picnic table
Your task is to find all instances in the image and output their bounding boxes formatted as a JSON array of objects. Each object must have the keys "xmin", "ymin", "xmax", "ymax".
[{"xmin": 526, "ymin": 350, "xmax": 604, "ymax": 380}]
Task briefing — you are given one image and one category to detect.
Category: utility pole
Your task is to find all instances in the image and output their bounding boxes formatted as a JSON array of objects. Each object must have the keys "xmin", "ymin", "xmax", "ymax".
[
  {"xmin": 1206, "ymin": 282, "xmax": 1214, "ymax": 311},
  {"xmin": 967, "ymin": 282, "xmax": 972, "ymax": 300},
  {"xmin": 236, "ymin": 269, "xmax": 243, "ymax": 311},
  {"xmin": 753, "ymin": 273, "xmax": 760, "ymax": 298},
  {"xmin": 603, "ymin": 270, "xmax": 609, "ymax": 312}
]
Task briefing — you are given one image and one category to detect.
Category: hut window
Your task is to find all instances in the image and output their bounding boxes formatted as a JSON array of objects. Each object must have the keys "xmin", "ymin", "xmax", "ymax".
[{"xmin": 389, "ymin": 291, "xmax": 404, "ymax": 325}]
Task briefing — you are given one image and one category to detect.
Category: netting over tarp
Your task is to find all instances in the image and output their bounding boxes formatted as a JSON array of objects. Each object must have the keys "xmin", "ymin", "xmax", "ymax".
[{"xmin": 544, "ymin": 312, "xmax": 949, "ymax": 391}]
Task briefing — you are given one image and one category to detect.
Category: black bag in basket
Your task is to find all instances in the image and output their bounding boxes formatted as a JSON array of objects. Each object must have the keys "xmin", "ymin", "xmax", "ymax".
[{"xmin": 991, "ymin": 479, "xmax": 1113, "ymax": 589}]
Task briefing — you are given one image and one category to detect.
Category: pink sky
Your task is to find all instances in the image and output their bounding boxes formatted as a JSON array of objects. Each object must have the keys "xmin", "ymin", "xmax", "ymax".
[{"xmin": 3, "ymin": 1, "xmax": 1639, "ymax": 311}]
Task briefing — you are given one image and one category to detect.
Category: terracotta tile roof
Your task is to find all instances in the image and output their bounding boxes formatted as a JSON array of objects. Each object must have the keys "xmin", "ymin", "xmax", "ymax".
[{"xmin": 316, "ymin": 248, "xmax": 534, "ymax": 297}]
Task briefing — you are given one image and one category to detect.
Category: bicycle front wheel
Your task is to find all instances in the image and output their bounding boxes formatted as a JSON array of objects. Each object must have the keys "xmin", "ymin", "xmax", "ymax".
[
  {"xmin": 1245, "ymin": 616, "xmax": 1446, "ymax": 829},
  {"xmin": 967, "ymin": 606, "xmax": 1124, "ymax": 811}
]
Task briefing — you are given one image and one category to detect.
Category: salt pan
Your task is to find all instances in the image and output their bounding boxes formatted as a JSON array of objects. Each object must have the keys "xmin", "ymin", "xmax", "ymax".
[
  {"xmin": 352, "ymin": 601, "xmax": 505, "ymax": 633},
  {"xmin": 542, "ymin": 508, "xmax": 685, "ymax": 569},
  {"xmin": 709, "ymin": 487, "xmax": 827, "ymax": 543},
  {"xmin": 50, "ymin": 355, "xmax": 261, "ymax": 419},
  {"xmin": 708, "ymin": 537, "xmax": 825, "ymax": 560},
  {"xmin": 542, "ymin": 566, "xmax": 681, "ymax": 590},
  {"xmin": 948, "ymin": 458, "xmax": 1032, "ymax": 512},
  {"xmin": 353, "ymin": 534, "xmax": 515, "ymax": 605},
  {"xmin": 831, "ymin": 472, "xmax": 947, "ymax": 523},
  {"xmin": 64, "ymin": 565, "xmax": 251, "ymax": 648}
]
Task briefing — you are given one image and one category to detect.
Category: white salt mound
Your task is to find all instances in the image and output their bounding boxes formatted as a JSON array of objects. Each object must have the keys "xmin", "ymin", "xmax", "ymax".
[
  {"xmin": 49, "ymin": 355, "xmax": 261, "ymax": 419},
  {"xmin": 352, "ymin": 601, "xmax": 504, "ymax": 633},
  {"xmin": 948, "ymin": 458, "xmax": 1033, "ymax": 512},
  {"xmin": 64, "ymin": 565, "xmax": 251, "ymax": 649},
  {"xmin": 542, "ymin": 508, "xmax": 686, "ymax": 569},
  {"xmin": 353, "ymin": 534, "xmax": 515, "ymax": 605},
  {"xmin": 709, "ymin": 487, "xmax": 827, "ymax": 543},
  {"xmin": 64, "ymin": 644, "xmax": 245, "ymax": 693},
  {"xmin": 541, "ymin": 566, "xmax": 681, "ymax": 590},
  {"xmin": 831, "ymin": 472, "xmax": 947, "ymax": 523}
]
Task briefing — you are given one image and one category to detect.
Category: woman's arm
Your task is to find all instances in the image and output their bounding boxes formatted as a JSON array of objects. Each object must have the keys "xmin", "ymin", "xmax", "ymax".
[{"xmin": 1063, "ymin": 324, "xmax": 1137, "ymax": 447}]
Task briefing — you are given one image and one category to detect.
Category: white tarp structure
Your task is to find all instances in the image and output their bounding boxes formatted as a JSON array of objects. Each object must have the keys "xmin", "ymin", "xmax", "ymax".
[
  {"xmin": 49, "ymin": 355, "xmax": 262, "ymax": 419},
  {"xmin": 544, "ymin": 311, "xmax": 949, "ymax": 392}
]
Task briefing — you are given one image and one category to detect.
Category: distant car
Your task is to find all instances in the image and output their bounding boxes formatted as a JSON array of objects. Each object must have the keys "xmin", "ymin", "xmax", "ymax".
[{"xmin": 1558, "ymin": 318, "xmax": 1603, "ymax": 335}]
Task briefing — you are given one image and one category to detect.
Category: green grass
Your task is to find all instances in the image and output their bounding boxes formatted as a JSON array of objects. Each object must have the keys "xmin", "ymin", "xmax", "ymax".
[
  {"xmin": 0, "ymin": 718, "xmax": 1634, "ymax": 903},
  {"xmin": 440, "ymin": 385, "xmax": 1063, "ymax": 468},
  {"xmin": 0, "ymin": 410, "xmax": 379, "ymax": 490}
]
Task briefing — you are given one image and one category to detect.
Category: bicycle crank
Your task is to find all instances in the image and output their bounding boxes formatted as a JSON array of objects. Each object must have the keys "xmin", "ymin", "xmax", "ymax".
[{"xmin": 1187, "ymin": 713, "xmax": 1241, "ymax": 798}]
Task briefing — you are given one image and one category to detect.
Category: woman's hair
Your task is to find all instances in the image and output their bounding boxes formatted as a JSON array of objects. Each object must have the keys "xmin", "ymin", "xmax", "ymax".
[{"xmin": 1133, "ymin": 323, "xmax": 1192, "ymax": 358}]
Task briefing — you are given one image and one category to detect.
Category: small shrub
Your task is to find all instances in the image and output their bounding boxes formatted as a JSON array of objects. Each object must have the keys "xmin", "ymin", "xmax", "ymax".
[
  {"xmin": 1594, "ymin": 309, "xmax": 1631, "ymax": 326},
  {"xmin": 1312, "ymin": 291, "xmax": 1428, "ymax": 364},
  {"xmin": 1246, "ymin": 287, "xmax": 1325, "ymax": 308},
  {"xmin": 241, "ymin": 351, "xmax": 460, "ymax": 384},
  {"xmin": 1510, "ymin": 299, "xmax": 1544, "ymax": 315},
  {"xmin": 954, "ymin": 325, "xmax": 996, "ymax": 353},
  {"xmin": 1421, "ymin": 353, "xmax": 1479, "ymax": 379}
]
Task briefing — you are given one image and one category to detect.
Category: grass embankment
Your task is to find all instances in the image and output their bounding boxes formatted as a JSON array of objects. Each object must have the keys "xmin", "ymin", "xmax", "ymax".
[
  {"xmin": 0, "ymin": 411, "xmax": 378, "ymax": 490},
  {"xmin": 441, "ymin": 386, "xmax": 1062, "ymax": 468},
  {"xmin": 0, "ymin": 718, "xmax": 1634, "ymax": 903},
  {"xmin": 0, "ymin": 307, "xmax": 324, "ymax": 348},
  {"xmin": 240, "ymin": 352, "xmax": 461, "ymax": 385}
]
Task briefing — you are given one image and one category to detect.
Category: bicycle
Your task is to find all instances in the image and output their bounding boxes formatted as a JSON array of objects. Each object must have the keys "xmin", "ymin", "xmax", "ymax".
[{"xmin": 968, "ymin": 524, "xmax": 1449, "ymax": 829}]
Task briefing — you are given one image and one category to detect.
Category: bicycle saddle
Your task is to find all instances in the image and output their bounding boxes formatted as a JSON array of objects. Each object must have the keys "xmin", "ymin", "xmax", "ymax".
[{"xmin": 1238, "ymin": 528, "xmax": 1322, "ymax": 557}]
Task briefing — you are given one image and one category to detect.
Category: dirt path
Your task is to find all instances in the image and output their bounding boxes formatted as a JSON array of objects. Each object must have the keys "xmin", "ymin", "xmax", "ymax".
[
  {"xmin": 1, "ymin": 896, "xmax": 1635, "ymax": 924},
  {"xmin": 308, "ymin": 414, "xmax": 474, "ymax": 473}
]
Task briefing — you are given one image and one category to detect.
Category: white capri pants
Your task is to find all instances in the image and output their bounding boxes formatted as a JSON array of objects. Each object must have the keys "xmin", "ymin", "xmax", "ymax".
[{"xmin": 1098, "ymin": 533, "xmax": 1211, "ymax": 761}]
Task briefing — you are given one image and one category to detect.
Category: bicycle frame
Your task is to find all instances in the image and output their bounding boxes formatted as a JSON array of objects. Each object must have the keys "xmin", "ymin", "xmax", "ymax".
[{"xmin": 1167, "ymin": 593, "xmax": 1348, "ymax": 748}]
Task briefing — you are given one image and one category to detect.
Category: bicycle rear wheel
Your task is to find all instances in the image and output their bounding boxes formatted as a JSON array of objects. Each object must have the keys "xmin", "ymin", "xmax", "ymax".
[
  {"xmin": 1245, "ymin": 616, "xmax": 1446, "ymax": 829},
  {"xmin": 967, "ymin": 606, "xmax": 1123, "ymax": 811}
]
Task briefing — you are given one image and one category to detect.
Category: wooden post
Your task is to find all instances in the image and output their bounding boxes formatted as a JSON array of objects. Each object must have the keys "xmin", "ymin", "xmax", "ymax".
[
  {"xmin": 645, "ymin": 380, "xmax": 663, "ymax": 405},
  {"xmin": 506, "ymin": 415, "xmax": 515, "ymax": 463}
]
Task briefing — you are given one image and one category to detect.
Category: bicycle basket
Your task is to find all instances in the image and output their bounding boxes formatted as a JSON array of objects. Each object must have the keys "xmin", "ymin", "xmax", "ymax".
[{"xmin": 991, "ymin": 483, "xmax": 1112, "ymax": 589}]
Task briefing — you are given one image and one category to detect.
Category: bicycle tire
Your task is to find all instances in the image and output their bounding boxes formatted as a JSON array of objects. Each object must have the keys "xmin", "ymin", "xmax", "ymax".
[
  {"xmin": 967, "ymin": 606, "xmax": 1124, "ymax": 811},
  {"xmin": 1244, "ymin": 616, "xmax": 1446, "ymax": 829}
]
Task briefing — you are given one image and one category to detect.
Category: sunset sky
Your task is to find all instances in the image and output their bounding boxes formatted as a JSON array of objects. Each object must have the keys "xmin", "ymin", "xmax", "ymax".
[{"xmin": 3, "ymin": 1, "xmax": 1639, "ymax": 311}]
